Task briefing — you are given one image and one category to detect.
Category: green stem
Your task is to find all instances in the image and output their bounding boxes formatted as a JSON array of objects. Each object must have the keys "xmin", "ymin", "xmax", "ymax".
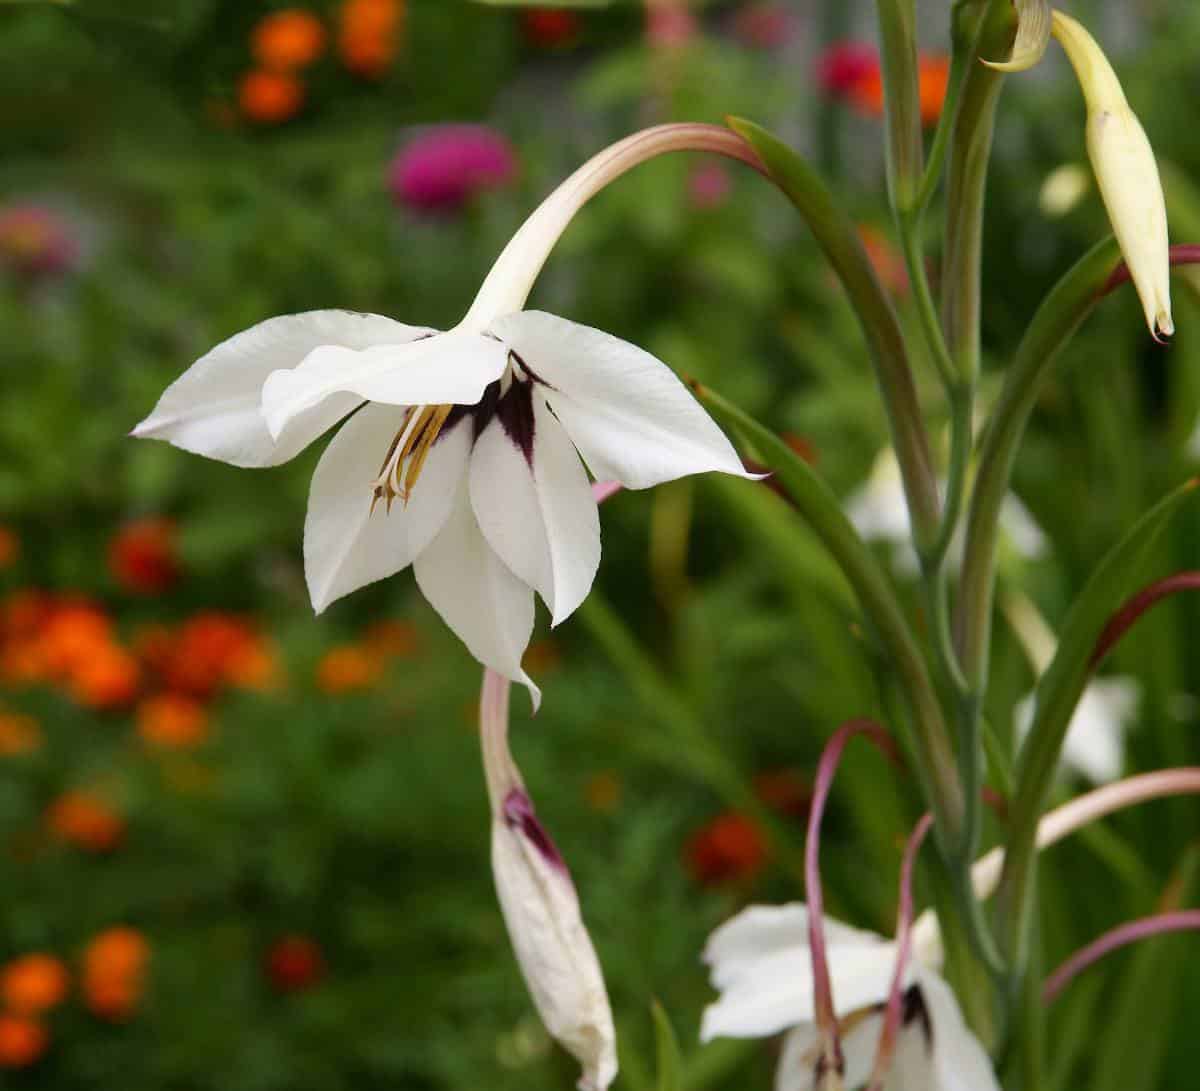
[
  {"xmin": 956, "ymin": 237, "xmax": 1120, "ymax": 690},
  {"xmin": 874, "ymin": 0, "xmax": 924, "ymax": 212},
  {"xmin": 728, "ymin": 118, "xmax": 942, "ymax": 552},
  {"xmin": 695, "ymin": 385, "xmax": 966, "ymax": 852},
  {"xmin": 899, "ymin": 210, "xmax": 956, "ymax": 390},
  {"xmin": 941, "ymin": 0, "xmax": 1016, "ymax": 387}
]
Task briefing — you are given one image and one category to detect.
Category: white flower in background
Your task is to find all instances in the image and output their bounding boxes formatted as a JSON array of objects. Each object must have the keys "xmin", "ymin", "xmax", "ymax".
[
  {"xmin": 1004, "ymin": 592, "xmax": 1140, "ymax": 784},
  {"xmin": 1016, "ymin": 677, "xmax": 1140, "ymax": 784},
  {"xmin": 132, "ymin": 125, "xmax": 754, "ymax": 706},
  {"xmin": 1038, "ymin": 164, "xmax": 1090, "ymax": 218},
  {"xmin": 701, "ymin": 904, "xmax": 1000, "ymax": 1091},
  {"xmin": 1051, "ymin": 10, "xmax": 1172, "ymax": 340},
  {"xmin": 481, "ymin": 669, "xmax": 617, "ymax": 1091},
  {"xmin": 846, "ymin": 449, "xmax": 1045, "ymax": 575}
]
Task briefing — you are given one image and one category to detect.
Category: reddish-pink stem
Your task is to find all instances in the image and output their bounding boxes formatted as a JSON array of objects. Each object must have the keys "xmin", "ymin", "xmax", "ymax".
[
  {"xmin": 1102, "ymin": 244, "xmax": 1200, "ymax": 295},
  {"xmin": 868, "ymin": 812, "xmax": 933, "ymax": 1091},
  {"xmin": 1043, "ymin": 910, "xmax": 1200, "ymax": 1004},
  {"xmin": 1090, "ymin": 571, "xmax": 1200, "ymax": 667},
  {"xmin": 805, "ymin": 719, "xmax": 895, "ymax": 1075}
]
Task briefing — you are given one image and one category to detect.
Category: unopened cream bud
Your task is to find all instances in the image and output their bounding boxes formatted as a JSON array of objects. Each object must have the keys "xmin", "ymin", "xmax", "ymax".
[{"xmin": 1051, "ymin": 10, "xmax": 1172, "ymax": 340}]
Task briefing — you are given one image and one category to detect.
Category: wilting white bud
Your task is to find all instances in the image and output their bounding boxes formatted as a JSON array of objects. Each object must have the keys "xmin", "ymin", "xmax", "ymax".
[
  {"xmin": 1051, "ymin": 10, "xmax": 1172, "ymax": 340},
  {"xmin": 480, "ymin": 670, "xmax": 617, "ymax": 1091}
]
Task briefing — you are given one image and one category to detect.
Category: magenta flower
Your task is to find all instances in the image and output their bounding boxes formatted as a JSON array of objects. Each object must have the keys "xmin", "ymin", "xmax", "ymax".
[
  {"xmin": 815, "ymin": 41, "xmax": 880, "ymax": 97},
  {"xmin": 387, "ymin": 125, "xmax": 518, "ymax": 214},
  {"xmin": 0, "ymin": 204, "xmax": 78, "ymax": 278},
  {"xmin": 688, "ymin": 160, "xmax": 732, "ymax": 210}
]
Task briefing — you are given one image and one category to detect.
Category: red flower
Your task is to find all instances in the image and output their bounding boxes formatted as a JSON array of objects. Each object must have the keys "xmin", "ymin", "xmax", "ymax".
[
  {"xmin": 265, "ymin": 935, "xmax": 325, "ymax": 993},
  {"xmin": 109, "ymin": 518, "xmax": 179, "ymax": 594},
  {"xmin": 520, "ymin": 8, "xmax": 580, "ymax": 48},
  {"xmin": 684, "ymin": 812, "xmax": 768, "ymax": 885}
]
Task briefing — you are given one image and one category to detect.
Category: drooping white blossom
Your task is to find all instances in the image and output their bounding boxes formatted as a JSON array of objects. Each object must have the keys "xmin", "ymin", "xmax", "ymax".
[{"xmin": 132, "ymin": 127, "xmax": 755, "ymax": 706}]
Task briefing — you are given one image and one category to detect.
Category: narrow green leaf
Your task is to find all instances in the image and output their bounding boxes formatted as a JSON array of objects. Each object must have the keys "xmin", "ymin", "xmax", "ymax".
[
  {"xmin": 997, "ymin": 477, "xmax": 1199, "ymax": 965},
  {"xmin": 651, "ymin": 1000, "xmax": 683, "ymax": 1091}
]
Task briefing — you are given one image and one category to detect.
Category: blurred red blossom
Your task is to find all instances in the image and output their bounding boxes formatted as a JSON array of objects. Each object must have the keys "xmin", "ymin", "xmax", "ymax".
[
  {"xmin": 155, "ymin": 613, "xmax": 277, "ymax": 698},
  {"xmin": 0, "ymin": 526, "xmax": 18, "ymax": 569},
  {"xmin": 239, "ymin": 70, "xmax": 306, "ymax": 124},
  {"xmin": 0, "ymin": 1015, "xmax": 48, "ymax": 1068},
  {"xmin": 520, "ymin": 8, "xmax": 581, "ymax": 49},
  {"xmin": 646, "ymin": 1, "xmax": 698, "ymax": 49},
  {"xmin": 136, "ymin": 694, "xmax": 209, "ymax": 750},
  {"xmin": 753, "ymin": 768, "xmax": 812, "ymax": 820},
  {"xmin": 0, "ymin": 711, "xmax": 41, "ymax": 756},
  {"xmin": 0, "ymin": 205, "xmax": 78, "ymax": 278},
  {"xmin": 684, "ymin": 811, "xmax": 768, "ymax": 885},
  {"xmin": 109, "ymin": 517, "xmax": 179, "ymax": 595},
  {"xmin": 816, "ymin": 41, "xmax": 879, "ymax": 96},
  {"xmin": 821, "ymin": 43, "xmax": 949, "ymax": 127},
  {"xmin": 265, "ymin": 935, "xmax": 325, "ymax": 993},
  {"xmin": 388, "ymin": 125, "xmax": 518, "ymax": 214},
  {"xmin": 688, "ymin": 160, "xmax": 732, "ymax": 210},
  {"xmin": 316, "ymin": 644, "xmax": 380, "ymax": 693}
]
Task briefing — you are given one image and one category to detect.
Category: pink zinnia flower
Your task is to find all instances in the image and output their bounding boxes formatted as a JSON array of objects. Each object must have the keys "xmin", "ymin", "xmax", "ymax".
[
  {"xmin": 387, "ymin": 125, "xmax": 517, "ymax": 214},
  {"xmin": 0, "ymin": 205, "xmax": 78, "ymax": 278},
  {"xmin": 816, "ymin": 40, "xmax": 880, "ymax": 97}
]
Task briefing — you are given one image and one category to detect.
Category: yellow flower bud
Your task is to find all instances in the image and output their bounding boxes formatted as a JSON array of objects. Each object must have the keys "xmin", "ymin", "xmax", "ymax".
[{"xmin": 1051, "ymin": 10, "xmax": 1172, "ymax": 339}]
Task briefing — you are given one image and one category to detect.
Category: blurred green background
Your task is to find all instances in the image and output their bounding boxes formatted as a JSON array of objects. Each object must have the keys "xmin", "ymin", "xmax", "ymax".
[{"xmin": 2, "ymin": 0, "xmax": 1200, "ymax": 1088}]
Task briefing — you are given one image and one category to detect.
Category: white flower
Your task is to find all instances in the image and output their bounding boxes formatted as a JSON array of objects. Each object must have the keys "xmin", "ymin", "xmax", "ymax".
[
  {"xmin": 481, "ymin": 669, "xmax": 617, "ymax": 1091},
  {"xmin": 132, "ymin": 128, "xmax": 752, "ymax": 706},
  {"xmin": 1051, "ymin": 10, "xmax": 1172, "ymax": 340},
  {"xmin": 1016, "ymin": 676, "xmax": 1141, "ymax": 784},
  {"xmin": 846, "ymin": 450, "xmax": 1045, "ymax": 575},
  {"xmin": 701, "ymin": 904, "xmax": 1000, "ymax": 1091}
]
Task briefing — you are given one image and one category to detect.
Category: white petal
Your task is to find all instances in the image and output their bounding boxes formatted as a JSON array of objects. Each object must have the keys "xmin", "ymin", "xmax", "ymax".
[
  {"xmin": 909, "ymin": 971, "xmax": 1001, "ymax": 1091},
  {"xmin": 132, "ymin": 310, "xmax": 428, "ymax": 467},
  {"xmin": 470, "ymin": 391, "xmax": 600, "ymax": 627},
  {"xmin": 1015, "ymin": 677, "xmax": 1138, "ymax": 783},
  {"xmin": 490, "ymin": 311, "xmax": 751, "ymax": 489},
  {"xmin": 774, "ymin": 1016, "xmax": 882, "ymax": 1091},
  {"xmin": 262, "ymin": 330, "xmax": 508, "ymax": 441},
  {"xmin": 414, "ymin": 477, "xmax": 540, "ymax": 708},
  {"xmin": 303, "ymin": 404, "xmax": 471, "ymax": 613},
  {"xmin": 492, "ymin": 800, "xmax": 617, "ymax": 1091}
]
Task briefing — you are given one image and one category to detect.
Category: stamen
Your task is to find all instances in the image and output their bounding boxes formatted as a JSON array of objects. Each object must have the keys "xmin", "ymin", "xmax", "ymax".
[{"xmin": 369, "ymin": 404, "xmax": 454, "ymax": 513}]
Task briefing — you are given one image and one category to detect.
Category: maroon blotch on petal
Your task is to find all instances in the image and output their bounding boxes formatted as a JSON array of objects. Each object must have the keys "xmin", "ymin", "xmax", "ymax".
[{"xmin": 503, "ymin": 788, "xmax": 569, "ymax": 875}]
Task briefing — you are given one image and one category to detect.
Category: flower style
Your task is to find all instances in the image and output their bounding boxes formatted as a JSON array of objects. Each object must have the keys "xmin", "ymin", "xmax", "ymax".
[
  {"xmin": 701, "ymin": 904, "xmax": 1000, "ymax": 1091},
  {"xmin": 481, "ymin": 669, "xmax": 617, "ymax": 1091},
  {"xmin": 132, "ymin": 125, "xmax": 758, "ymax": 705}
]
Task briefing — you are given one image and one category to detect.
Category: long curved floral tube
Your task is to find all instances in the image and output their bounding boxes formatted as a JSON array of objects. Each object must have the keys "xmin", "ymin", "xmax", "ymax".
[
  {"xmin": 867, "ymin": 812, "xmax": 933, "ymax": 1091},
  {"xmin": 1043, "ymin": 910, "xmax": 1200, "ymax": 1004},
  {"xmin": 805, "ymin": 720, "xmax": 896, "ymax": 1084}
]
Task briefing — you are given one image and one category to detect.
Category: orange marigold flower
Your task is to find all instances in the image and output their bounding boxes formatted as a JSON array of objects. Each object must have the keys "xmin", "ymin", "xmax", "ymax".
[
  {"xmin": 264, "ymin": 935, "xmax": 325, "ymax": 993},
  {"xmin": 1, "ymin": 954, "xmax": 69, "ymax": 1015},
  {"xmin": 136, "ymin": 694, "xmax": 209, "ymax": 750},
  {"xmin": 39, "ymin": 601, "xmax": 111, "ymax": 677},
  {"xmin": 68, "ymin": 643, "xmax": 140, "ymax": 710},
  {"xmin": 46, "ymin": 792, "xmax": 125, "ymax": 853},
  {"xmin": 0, "ymin": 1015, "xmax": 48, "ymax": 1068},
  {"xmin": 362, "ymin": 618, "xmax": 420, "ymax": 660},
  {"xmin": 338, "ymin": 0, "xmax": 403, "ymax": 77},
  {"xmin": 583, "ymin": 770, "xmax": 621, "ymax": 814},
  {"xmin": 315, "ymin": 644, "xmax": 380, "ymax": 693},
  {"xmin": 849, "ymin": 52, "xmax": 949, "ymax": 127},
  {"xmin": 238, "ymin": 69, "xmax": 305, "ymax": 124},
  {"xmin": 223, "ymin": 635, "xmax": 281, "ymax": 691},
  {"xmin": 0, "ymin": 590, "xmax": 54, "ymax": 639},
  {"xmin": 82, "ymin": 927, "xmax": 149, "ymax": 1022},
  {"xmin": 0, "ymin": 712, "xmax": 41, "ymax": 756},
  {"xmin": 251, "ymin": 9, "xmax": 327, "ymax": 70},
  {"xmin": 108, "ymin": 518, "xmax": 179, "ymax": 595},
  {"xmin": 684, "ymin": 811, "xmax": 768, "ymax": 886},
  {"xmin": 0, "ymin": 527, "xmax": 18, "ymax": 569}
]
